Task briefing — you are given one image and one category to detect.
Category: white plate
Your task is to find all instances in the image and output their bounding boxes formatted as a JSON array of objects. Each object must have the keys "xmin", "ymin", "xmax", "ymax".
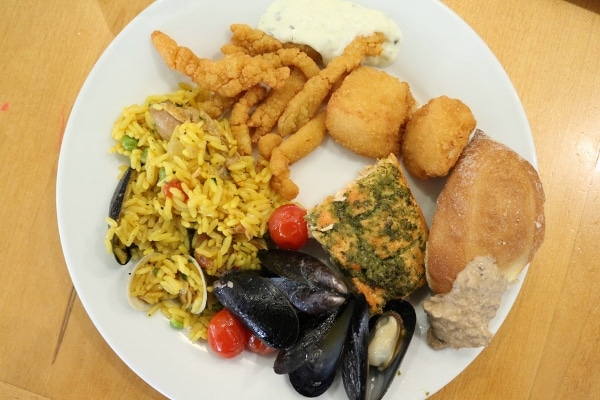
[{"xmin": 56, "ymin": 0, "xmax": 536, "ymax": 399}]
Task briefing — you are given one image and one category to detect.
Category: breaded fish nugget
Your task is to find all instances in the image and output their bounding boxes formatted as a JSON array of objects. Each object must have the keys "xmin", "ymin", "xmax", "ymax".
[
  {"xmin": 401, "ymin": 95, "xmax": 476, "ymax": 179},
  {"xmin": 277, "ymin": 33, "xmax": 385, "ymax": 136},
  {"xmin": 151, "ymin": 30, "xmax": 290, "ymax": 97},
  {"xmin": 326, "ymin": 66, "xmax": 415, "ymax": 159}
]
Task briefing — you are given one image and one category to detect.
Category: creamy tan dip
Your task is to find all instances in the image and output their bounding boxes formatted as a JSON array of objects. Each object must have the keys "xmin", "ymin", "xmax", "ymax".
[
  {"xmin": 423, "ymin": 256, "xmax": 509, "ymax": 349},
  {"xmin": 257, "ymin": 0, "xmax": 401, "ymax": 66}
]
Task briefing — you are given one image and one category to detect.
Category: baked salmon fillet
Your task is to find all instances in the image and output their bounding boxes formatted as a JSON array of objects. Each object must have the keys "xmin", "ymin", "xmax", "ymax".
[{"xmin": 306, "ymin": 154, "xmax": 428, "ymax": 312}]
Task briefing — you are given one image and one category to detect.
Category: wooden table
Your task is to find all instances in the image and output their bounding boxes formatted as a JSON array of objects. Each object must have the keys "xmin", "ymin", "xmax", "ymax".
[{"xmin": 1, "ymin": 0, "xmax": 598, "ymax": 398}]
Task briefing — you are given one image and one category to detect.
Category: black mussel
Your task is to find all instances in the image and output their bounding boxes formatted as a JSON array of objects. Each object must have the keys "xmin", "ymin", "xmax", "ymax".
[
  {"xmin": 258, "ymin": 249, "xmax": 348, "ymax": 295},
  {"xmin": 269, "ymin": 277, "xmax": 347, "ymax": 314},
  {"xmin": 343, "ymin": 298, "xmax": 416, "ymax": 400},
  {"xmin": 366, "ymin": 299, "xmax": 416, "ymax": 400},
  {"xmin": 274, "ymin": 309, "xmax": 341, "ymax": 375},
  {"xmin": 108, "ymin": 166, "xmax": 132, "ymax": 221},
  {"xmin": 213, "ymin": 269, "xmax": 299, "ymax": 349},
  {"xmin": 108, "ymin": 166, "xmax": 133, "ymax": 265},
  {"xmin": 342, "ymin": 294, "xmax": 370, "ymax": 400},
  {"xmin": 112, "ymin": 235, "xmax": 132, "ymax": 265},
  {"xmin": 288, "ymin": 297, "xmax": 356, "ymax": 398}
]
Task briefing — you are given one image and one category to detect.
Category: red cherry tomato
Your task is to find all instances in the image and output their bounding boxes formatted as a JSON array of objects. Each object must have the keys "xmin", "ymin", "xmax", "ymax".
[
  {"xmin": 207, "ymin": 309, "xmax": 249, "ymax": 358},
  {"xmin": 163, "ymin": 179, "xmax": 188, "ymax": 202},
  {"xmin": 268, "ymin": 204, "xmax": 309, "ymax": 250},
  {"xmin": 246, "ymin": 334, "xmax": 277, "ymax": 355}
]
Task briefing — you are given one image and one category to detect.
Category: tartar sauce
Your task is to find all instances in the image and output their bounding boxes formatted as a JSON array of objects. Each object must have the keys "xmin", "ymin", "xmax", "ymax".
[{"xmin": 257, "ymin": 0, "xmax": 402, "ymax": 66}]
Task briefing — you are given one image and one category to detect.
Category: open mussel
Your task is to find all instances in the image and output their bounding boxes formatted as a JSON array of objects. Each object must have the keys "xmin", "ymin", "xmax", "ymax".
[
  {"xmin": 128, "ymin": 253, "xmax": 208, "ymax": 316},
  {"xmin": 213, "ymin": 269, "xmax": 300, "ymax": 349},
  {"xmin": 342, "ymin": 298, "xmax": 416, "ymax": 400}
]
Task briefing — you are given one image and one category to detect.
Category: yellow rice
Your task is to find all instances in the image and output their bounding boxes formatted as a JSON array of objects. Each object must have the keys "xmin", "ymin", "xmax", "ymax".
[{"xmin": 105, "ymin": 84, "xmax": 286, "ymax": 341}]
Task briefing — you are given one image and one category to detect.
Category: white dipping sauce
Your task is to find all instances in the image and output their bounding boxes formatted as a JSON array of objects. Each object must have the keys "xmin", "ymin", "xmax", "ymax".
[{"xmin": 258, "ymin": 0, "xmax": 402, "ymax": 66}]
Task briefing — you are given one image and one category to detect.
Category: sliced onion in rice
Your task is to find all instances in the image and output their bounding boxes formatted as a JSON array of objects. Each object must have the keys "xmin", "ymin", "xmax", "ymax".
[{"xmin": 128, "ymin": 252, "xmax": 208, "ymax": 315}]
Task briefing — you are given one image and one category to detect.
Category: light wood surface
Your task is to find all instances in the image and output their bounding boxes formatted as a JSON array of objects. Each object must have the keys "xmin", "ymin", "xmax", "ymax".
[{"xmin": 1, "ymin": 0, "xmax": 598, "ymax": 399}]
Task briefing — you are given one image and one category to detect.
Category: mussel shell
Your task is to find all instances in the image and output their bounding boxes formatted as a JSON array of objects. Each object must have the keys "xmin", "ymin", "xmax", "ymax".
[
  {"xmin": 213, "ymin": 270, "xmax": 299, "ymax": 349},
  {"xmin": 258, "ymin": 249, "xmax": 348, "ymax": 295},
  {"xmin": 112, "ymin": 235, "xmax": 132, "ymax": 265},
  {"xmin": 274, "ymin": 309, "xmax": 340, "ymax": 375},
  {"xmin": 341, "ymin": 297, "xmax": 416, "ymax": 400},
  {"xmin": 367, "ymin": 299, "xmax": 416, "ymax": 400},
  {"xmin": 341, "ymin": 294, "xmax": 370, "ymax": 400},
  {"xmin": 108, "ymin": 166, "xmax": 132, "ymax": 221},
  {"xmin": 108, "ymin": 166, "xmax": 133, "ymax": 265},
  {"xmin": 288, "ymin": 297, "xmax": 356, "ymax": 397},
  {"xmin": 269, "ymin": 277, "xmax": 347, "ymax": 314}
]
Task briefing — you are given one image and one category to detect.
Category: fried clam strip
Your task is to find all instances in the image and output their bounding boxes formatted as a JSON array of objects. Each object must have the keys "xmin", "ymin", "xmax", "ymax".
[
  {"xmin": 244, "ymin": 49, "xmax": 320, "ymax": 142},
  {"xmin": 151, "ymin": 30, "xmax": 290, "ymax": 98},
  {"xmin": 270, "ymin": 111, "xmax": 327, "ymax": 200},
  {"xmin": 223, "ymin": 24, "xmax": 323, "ymax": 65},
  {"xmin": 197, "ymin": 92, "xmax": 238, "ymax": 119},
  {"xmin": 277, "ymin": 33, "xmax": 385, "ymax": 136},
  {"xmin": 230, "ymin": 85, "xmax": 268, "ymax": 155},
  {"xmin": 235, "ymin": 48, "xmax": 320, "ymax": 143},
  {"xmin": 249, "ymin": 67, "xmax": 308, "ymax": 142},
  {"xmin": 219, "ymin": 25, "xmax": 322, "ymax": 143},
  {"xmin": 224, "ymin": 24, "xmax": 283, "ymax": 56}
]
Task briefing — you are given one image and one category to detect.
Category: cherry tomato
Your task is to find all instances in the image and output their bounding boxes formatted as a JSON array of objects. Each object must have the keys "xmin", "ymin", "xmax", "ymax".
[
  {"xmin": 268, "ymin": 204, "xmax": 309, "ymax": 250},
  {"xmin": 163, "ymin": 179, "xmax": 188, "ymax": 202},
  {"xmin": 246, "ymin": 334, "xmax": 277, "ymax": 355},
  {"xmin": 207, "ymin": 309, "xmax": 249, "ymax": 358}
]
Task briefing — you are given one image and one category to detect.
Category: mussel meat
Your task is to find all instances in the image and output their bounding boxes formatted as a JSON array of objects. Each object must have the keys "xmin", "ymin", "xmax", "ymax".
[
  {"xmin": 213, "ymin": 269, "xmax": 300, "ymax": 349},
  {"xmin": 342, "ymin": 298, "xmax": 416, "ymax": 400},
  {"xmin": 128, "ymin": 253, "xmax": 208, "ymax": 316}
]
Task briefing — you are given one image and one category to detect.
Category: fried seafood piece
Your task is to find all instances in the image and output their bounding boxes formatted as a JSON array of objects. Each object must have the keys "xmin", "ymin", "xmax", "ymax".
[
  {"xmin": 306, "ymin": 154, "xmax": 428, "ymax": 313},
  {"xmin": 277, "ymin": 33, "xmax": 386, "ymax": 136},
  {"xmin": 230, "ymin": 85, "xmax": 268, "ymax": 155},
  {"xmin": 271, "ymin": 170, "xmax": 300, "ymax": 202},
  {"xmin": 257, "ymin": 133, "xmax": 283, "ymax": 159},
  {"xmin": 196, "ymin": 92, "xmax": 238, "ymax": 119},
  {"xmin": 260, "ymin": 48, "xmax": 321, "ymax": 80},
  {"xmin": 401, "ymin": 95, "xmax": 476, "ymax": 179},
  {"xmin": 221, "ymin": 25, "xmax": 320, "ymax": 80},
  {"xmin": 151, "ymin": 30, "xmax": 290, "ymax": 97},
  {"xmin": 249, "ymin": 68, "xmax": 308, "ymax": 141},
  {"xmin": 225, "ymin": 24, "xmax": 284, "ymax": 55},
  {"xmin": 326, "ymin": 66, "xmax": 416, "ymax": 159},
  {"xmin": 223, "ymin": 24, "xmax": 322, "ymax": 65},
  {"xmin": 269, "ymin": 111, "xmax": 327, "ymax": 200},
  {"xmin": 282, "ymin": 43, "xmax": 323, "ymax": 66}
]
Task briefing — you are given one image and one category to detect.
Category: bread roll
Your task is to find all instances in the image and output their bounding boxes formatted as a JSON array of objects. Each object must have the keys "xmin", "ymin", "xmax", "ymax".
[{"xmin": 425, "ymin": 130, "xmax": 545, "ymax": 294}]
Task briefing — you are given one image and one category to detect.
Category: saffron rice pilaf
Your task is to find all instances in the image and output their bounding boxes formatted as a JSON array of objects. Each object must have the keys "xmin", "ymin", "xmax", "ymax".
[{"xmin": 105, "ymin": 84, "xmax": 286, "ymax": 341}]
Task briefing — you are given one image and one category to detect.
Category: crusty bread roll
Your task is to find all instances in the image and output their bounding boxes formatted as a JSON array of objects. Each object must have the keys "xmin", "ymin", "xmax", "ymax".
[{"xmin": 425, "ymin": 130, "xmax": 545, "ymax": 294}]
